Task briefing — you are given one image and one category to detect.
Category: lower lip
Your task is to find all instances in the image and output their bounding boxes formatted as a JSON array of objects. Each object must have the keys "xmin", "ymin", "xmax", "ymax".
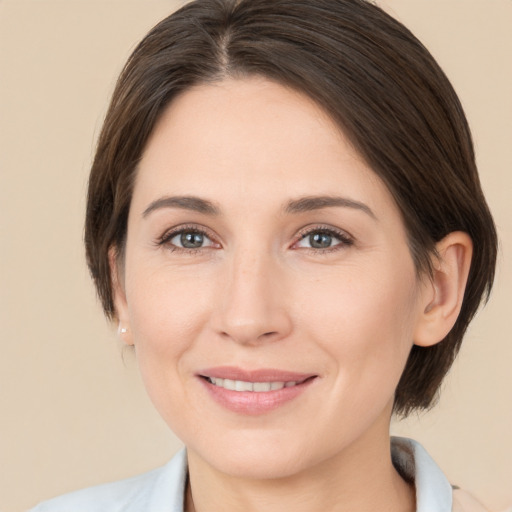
[{"xmin": 199, "ymin": 377, "xmax": 316, "ymax": 415}]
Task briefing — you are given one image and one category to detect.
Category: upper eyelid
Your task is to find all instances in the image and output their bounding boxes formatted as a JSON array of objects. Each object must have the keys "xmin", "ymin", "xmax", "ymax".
[
  {"xmin": 291, "ymin": 226, "xmax": 354, "ymax": 252},
  {"xmin": 158, "ymin": 224, "xmax": 218, "ymax": 244},
  {"xmin": 295, "ymin": 224, "xmax": 353, "ymax": 240},
  {"xmin": 157, "ymin": 223, "xmax": 353, "ymax": 247}
]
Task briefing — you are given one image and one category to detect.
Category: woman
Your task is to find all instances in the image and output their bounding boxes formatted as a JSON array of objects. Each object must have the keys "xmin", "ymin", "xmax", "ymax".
[{"xmin": 30, "ymin": 0, "xmax": 498, "ymax": 510}]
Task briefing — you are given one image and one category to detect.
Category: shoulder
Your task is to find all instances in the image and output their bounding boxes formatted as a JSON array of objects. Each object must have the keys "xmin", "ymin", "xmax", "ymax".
[
  {"xmin": 29, "ymin": 467, "xmax": 165, "ymax": 512},
  {"xmin": 452, "ymin": 489, "xmax": 490, "ymax": 512},
  {"xmin": 29, "ymin": 449, "xmax": 188, "ymax": 512},
  {"xmin": 391, "ymin": 437, "xmax": 491, "ymax": 512}
]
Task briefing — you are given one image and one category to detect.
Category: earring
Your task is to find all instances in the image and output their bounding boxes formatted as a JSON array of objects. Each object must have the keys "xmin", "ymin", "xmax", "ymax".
[{"xmin": 118, "ymin": 324, "xmax": 127, "ymax": 335}]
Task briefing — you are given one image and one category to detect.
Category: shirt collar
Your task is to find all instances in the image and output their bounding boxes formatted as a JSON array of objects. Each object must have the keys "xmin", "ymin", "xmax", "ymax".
[
  {"xmin": 392, "ymin": 436, "xmax": 453, "ymax": 512},
  {"xmin": 156, "ymin": 437, "xmax": 452, "ymax": 512}
]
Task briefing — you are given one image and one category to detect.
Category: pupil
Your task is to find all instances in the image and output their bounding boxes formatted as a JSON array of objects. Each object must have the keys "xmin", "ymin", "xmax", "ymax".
[
  {"xmin": 181, "ymin": 232, "xmax": 204, "ymax": 248},
  {"xmin": 310, "ymin": 233, "xmax": 332, "ymax": 248}
]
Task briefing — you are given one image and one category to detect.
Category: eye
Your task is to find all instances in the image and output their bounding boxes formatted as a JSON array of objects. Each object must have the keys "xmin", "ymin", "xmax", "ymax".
[
  {"xmin": 294, "ymin": 227, "xmax": 353, "ymax": 251},
  {"xmin": 171, "ymin": 231, "xmax": 211, "ymax": 249},
  {"xmin": 158, "ymin": 226, "xmax": 218, "ymax": 251}
]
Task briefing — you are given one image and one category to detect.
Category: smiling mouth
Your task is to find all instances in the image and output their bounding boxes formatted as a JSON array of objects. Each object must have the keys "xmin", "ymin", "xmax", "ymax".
[
  {"xmin": 203, "ymin": 376, "xmax": 310, "ymax": 392},
  {"xmin": 198, "ymin": 369, "xmax": 317, "ymax": 413}
]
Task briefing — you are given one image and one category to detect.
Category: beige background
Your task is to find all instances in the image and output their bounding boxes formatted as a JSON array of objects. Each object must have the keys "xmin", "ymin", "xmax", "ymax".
[{"xmin": 0, "ymin": 1, "xmax": 511, "ymax": 511}]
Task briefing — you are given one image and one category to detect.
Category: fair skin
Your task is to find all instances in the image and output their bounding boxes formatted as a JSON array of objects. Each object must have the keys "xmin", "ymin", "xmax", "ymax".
[{"xmin": 112, "ymin": 77, "xmax": 472, "ymax": 512}]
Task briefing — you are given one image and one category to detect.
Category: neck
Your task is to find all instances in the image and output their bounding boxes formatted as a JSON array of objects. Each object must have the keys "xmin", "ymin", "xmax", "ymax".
[{"xmin": 185, "ymin": 431, "xmax": 415, "ymax": 512}]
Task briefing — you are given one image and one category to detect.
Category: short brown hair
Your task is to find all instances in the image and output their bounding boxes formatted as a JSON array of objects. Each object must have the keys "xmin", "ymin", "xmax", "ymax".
[{"xmin": 85, "ymin": 0, "xmax": 498, "ymax": 416}]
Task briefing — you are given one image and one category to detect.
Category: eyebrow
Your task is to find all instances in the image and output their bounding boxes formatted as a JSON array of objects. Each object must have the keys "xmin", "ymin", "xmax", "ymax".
[
  {"xmin": 142, "ymin": 196, "xmax": 220, "ymax": 217},
  {"xmin": 142, "ymin": 194, "xmax": 376, "ymax": 219},
  {"xmin": 285, "ymin": 195, "xmax": 376, "ymax": 219}
]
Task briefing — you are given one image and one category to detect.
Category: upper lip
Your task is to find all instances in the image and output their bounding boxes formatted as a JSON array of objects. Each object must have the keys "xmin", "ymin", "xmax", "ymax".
[{"xmin": 198, "ymin": 366, "xmax": 316, "ymax": 383}]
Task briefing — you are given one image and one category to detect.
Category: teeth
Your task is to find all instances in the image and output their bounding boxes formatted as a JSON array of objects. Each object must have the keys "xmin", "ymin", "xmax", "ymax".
[
  {"xmin": 253, "ymin": 382, "xmax": 271, "ymax": 392},
  {"xmin": 208, "ymin": 378, "xmax": 298, "ymax": 392},
  {"xmin": 223, "ymin": 379, "xmax": 236, "ymax": 391},
  {"xmin": 236, "ymin": 380, "xmax": 253, "ymax": 391}
]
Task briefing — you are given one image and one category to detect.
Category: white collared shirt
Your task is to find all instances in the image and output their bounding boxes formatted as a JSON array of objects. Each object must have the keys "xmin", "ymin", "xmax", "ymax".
[{"xmin": 29, "ymin": 437, "xmax": 477, "ymax": 511}]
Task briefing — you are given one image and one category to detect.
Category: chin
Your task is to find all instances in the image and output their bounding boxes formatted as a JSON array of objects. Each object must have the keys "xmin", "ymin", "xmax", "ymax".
[
  {"xmin": 216, "ymin": 451, "xmax": 308, "ymax": 480},
  {"xmin": 188, "ymin": 429, "xmax": 323, "ymax": 480}
]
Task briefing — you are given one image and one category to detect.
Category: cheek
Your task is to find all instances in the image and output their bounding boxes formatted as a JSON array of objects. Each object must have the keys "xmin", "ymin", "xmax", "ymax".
[
  {"xmin": 123, "ymin": 264, "xmax": 220, "ymax": 435},
  {"xmin": 298, "ymin": 259, "xmax": 419, "ymax": 394},
  {"xmin": 124, "ymin": 262, "xmax": 216, "ymax": 383}
]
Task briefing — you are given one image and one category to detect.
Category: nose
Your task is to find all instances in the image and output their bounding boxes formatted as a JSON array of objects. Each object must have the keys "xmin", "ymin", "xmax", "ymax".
[{"xmin": 211, "ymin": 249, "xmax": 293, "ymax": 346}]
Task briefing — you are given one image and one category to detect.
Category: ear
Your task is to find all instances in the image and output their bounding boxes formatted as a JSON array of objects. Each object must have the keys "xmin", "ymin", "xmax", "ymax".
[
  {"xmin": 109, "ymin": 247, "xmax": 134, "ymax": 346},
  {"xmin": 414, "ymin": 231, "xmax": 473, "ymax": 347}
]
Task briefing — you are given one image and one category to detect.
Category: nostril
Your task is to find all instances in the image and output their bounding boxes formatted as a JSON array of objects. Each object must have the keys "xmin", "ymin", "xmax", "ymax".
[{"xmin": 254, "ymin": 331, "xmax": 280, "ymax": 342}]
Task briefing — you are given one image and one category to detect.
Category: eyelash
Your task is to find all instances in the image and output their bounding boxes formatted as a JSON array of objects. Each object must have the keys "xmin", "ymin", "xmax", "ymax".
[
  {"xmin": 294, "ymin": 225, "xmax": 354, "ymax": 254},
  {"xmin": 157, "ymin": 224, "xmax": 217, "ymax": 254},
  {"xmin": 156, "ymin": 224, "xmax": 354, "ymax": 254}
]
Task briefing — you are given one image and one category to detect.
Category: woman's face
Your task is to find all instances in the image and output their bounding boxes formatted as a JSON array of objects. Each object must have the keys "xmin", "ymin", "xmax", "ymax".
[{"xmin": 116, "ymin": 77, "xmax": 429, "ymax": 479}]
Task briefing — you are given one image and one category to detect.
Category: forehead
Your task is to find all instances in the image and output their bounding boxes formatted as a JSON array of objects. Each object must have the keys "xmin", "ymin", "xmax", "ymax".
[{"xmin": 134, "ymin": 77, "xmax": 397, "ymax": 218}]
